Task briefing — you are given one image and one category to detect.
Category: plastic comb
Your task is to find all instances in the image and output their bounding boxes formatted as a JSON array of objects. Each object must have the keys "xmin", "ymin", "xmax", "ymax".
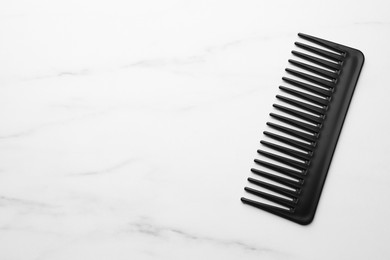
[{"xmin": 241, "ymin": 33, "xmax": 364, "ymax": 225}]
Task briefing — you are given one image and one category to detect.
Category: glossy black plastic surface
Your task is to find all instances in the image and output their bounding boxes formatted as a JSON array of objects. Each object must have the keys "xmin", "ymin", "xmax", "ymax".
[{"xmin": 241, "ymin": 33, "xmax": 364, "ymax": 225}]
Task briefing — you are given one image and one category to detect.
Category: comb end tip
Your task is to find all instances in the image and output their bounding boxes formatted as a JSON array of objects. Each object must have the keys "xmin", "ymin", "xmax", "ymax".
[{"xmin": 295, "ymin": 213, "xmax": 315, "ymax": 225}]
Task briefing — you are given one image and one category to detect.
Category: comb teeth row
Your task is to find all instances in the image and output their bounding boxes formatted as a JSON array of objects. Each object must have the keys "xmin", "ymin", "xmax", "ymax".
[{"xmin": 241, "ymin": 33, "xmax": 365, "ymax": 225}]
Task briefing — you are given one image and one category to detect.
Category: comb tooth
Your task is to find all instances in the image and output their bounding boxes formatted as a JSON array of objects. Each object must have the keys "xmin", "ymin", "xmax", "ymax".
[
  {"xmin": 260, "ymin": 140, "xmax": 311, "ymax": 161},
  {"xmin": 282, "ymin": 77, "xmax": 332, "ymax": 97},
  {"xmin": 285, "ymin": 68, "xmax": 335, "ymax": 89},
  {"xmin": 264, "ymin": 131, "xmax": 314, "ymax": 152},
  {"xmin": 276, "ymin": 95, "xmax": 326, "ymax": 115},
  {"xmin": 288, "ymin": 59, "xmax": 339, "ymax": 80},
  {"xmin": 279, "ymin": 86, "xmax": 329, "ymax": 106},
  {"xmin": 270, "ymin": 112, "xmax": 320, "ymax": 133},
  {"xmin": 295, "ymin": 41, "xmax": 344, "ymax": 62},
  {"xmin": 241, "ymin": 197, "xmax": 292, "ymax": 214},
  {"xmin": 247, "ymin": 177, "xmax": 298, "ymax": 198},
  {"xmin": 251, "ymin": 168, "xmax": 303, "ymax": 189},
  {"xmin": 254, "ymin": 159, "xmax": 303, "ymax": 178},
  {"xmin": 292, "ymin": 50, "xmax": 341, "ymax": 71},
  {"xmin": 273, "ymin": 104, "xmax": 324, "ymax": 125},
  {"xmin": 257, "ymin": 150, "xmax": 308, "ymax": 170},
  {"xmin": 267, "ymin": 121, "xmax": 317, "ymax": 142},
  {"xmin": 298, "ymin": 33, "xmax": 344, "ymax": 54},
  {"xmin": 244, "ymin": 187, "xmax": 296, "ymax": 208}
]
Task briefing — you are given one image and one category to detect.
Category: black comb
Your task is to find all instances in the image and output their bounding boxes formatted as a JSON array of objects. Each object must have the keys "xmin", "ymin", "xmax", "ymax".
[{"xmin": 241, "ymin": 33, "xmax": 364, "ymax": 225}]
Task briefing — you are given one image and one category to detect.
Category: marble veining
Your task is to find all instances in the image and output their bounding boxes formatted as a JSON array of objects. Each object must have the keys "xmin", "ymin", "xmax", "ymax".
[
  {"xmin": 69, "ymin": 158, "xmax": 139, "ymax": 176},
  {"xmin": 1, "ymin": 0, "xmax": 390, "ymax": 259}
]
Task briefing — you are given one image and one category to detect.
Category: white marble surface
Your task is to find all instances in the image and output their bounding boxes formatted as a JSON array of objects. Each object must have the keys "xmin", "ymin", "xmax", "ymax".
[{"xmin": 1, "ymin": 0, "xmax": 390, "ymax": 259}]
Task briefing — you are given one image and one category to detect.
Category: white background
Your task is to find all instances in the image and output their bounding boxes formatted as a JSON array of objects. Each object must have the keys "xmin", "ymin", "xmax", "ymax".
[{"xmin": 0, "ymin": 0, "xmax": 389, "ymax": 259}]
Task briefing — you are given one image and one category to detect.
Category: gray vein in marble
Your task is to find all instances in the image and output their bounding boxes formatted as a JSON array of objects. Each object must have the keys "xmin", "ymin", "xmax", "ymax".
[
  {"xmin": 0, "ymin": 224, "xmax": 64, "ymax": 237},
  {"xmin": 121, "ymin": 39, "xmax": 249, "ymax": 70},
  {"xmin": 121, "ymin": 55, "xmax": 205, "ymax": 69},
  {"xmin": 0, "ymin": 195, "xmax": 54, "ymax": 209},
  {"xmin": 126, "ymin": 219, "xmax": 285, "ymax": 255},
  {"xmin": 22, "ymin": 69, "xmax": 90, "ymax": 81},
  {"xmin": 204, "ymin": 39, "xmax": 245, "ymax": 53},
  {"xmin": 0, "ymin": 108, "xmax": 115, "ymax": 140},
  {"xmin": 4, "ymin": 36, "xmax": 260, "ymax": 85},
  {"xmin": 0, "ymin": 128, "xmax": 37, "ymax": 139},
  {"xmin": 29, "ymin": 38, "xmax": 249, "ymax": 80},
  {"xmin": 69, "ymin": 158, "xmax": 138, "ymax": 176},
  {"xmin": 5, "ymin": 35, "xmax": 280, "ymax": 84}
]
